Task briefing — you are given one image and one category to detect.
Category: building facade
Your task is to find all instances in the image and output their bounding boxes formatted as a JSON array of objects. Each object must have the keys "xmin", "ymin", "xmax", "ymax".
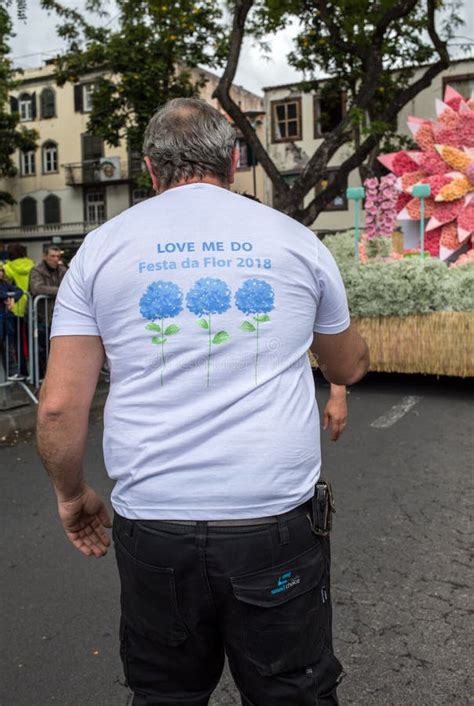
[
  {"xmin": 0, "ymin": 64, "xmax": 265, "ymax": 263},
  {"xmin": 262, "ymin": 57, "xmax": 474, "ymax": 233}
]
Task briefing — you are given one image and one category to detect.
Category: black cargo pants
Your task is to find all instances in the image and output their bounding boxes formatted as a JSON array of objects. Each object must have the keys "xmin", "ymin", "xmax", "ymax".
[{"xmin": 113, "ymin": 503, "xmax": 343, "ymax": 706}]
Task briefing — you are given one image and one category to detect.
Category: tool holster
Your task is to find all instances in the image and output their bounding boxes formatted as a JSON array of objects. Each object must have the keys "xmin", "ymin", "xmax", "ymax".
[{"xmin": 310, "ymin": 480, "xmax": 335, "ymax": 536}]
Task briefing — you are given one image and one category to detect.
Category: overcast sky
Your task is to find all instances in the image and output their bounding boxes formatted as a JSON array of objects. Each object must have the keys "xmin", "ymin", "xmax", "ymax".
[
  {"xmin": 9, "ymin": 1, "xmax": 302, "ymax": 95},
  {"xmin": 8, "ymin": 1, "xmax": 474, "ymax": 96}
]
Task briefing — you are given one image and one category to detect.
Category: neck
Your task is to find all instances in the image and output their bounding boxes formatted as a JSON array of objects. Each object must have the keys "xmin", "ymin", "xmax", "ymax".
[{"xmin": 159, "ymin": 175, "xmax": 228, "ymax": 194}]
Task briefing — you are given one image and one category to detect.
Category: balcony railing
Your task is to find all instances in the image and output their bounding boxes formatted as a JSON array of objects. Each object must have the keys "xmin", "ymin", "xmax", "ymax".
[
  {"xmin": 63, "ymin": 158, "xmax": 143, "ymax": 186},
  {"xmin": 0, "ymin": 221, "xmax": 105, "ymax": 239}
]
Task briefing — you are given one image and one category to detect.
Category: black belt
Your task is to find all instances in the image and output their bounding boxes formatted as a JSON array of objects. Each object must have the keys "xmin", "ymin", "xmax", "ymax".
[{"xmin": 155, "ymin": 500, "xmax": 311, "ymax": 528}]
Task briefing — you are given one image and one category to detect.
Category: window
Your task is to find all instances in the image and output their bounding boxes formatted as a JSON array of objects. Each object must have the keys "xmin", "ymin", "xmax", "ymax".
[
  {"xmin": 442, "ymin": 74, "xmax": 474, "ymax": 101},
  {"xmin": 86, "ymin": 192, "xmax": 105, "ymax": 222},
  {"xmin": 20, "ymin": 197, "xmax": 37, "ymax": 226},
  {"xmin": 40, "ymin": 88, "xmax": 56, "ymax": 119},
  {"xmin": 20, "ymin": 150, "xmax": 36, "ymax": 176},
  {"xmin": 74, "ymin": 83, "xmax": 96, "ymax": 113},
  {"xmin": 82, "ymin": 134, "xmax": 104, "ymax": 161},
  {"xmin": 42, "ymin": 141, "xmax": 58, "ymax": 173},
  {"xmin": 315, "ymin": 169, "xmax": 348, "ymax": 211},
  {"xmin": 44, "ymin": 195, "xmax": 61, "ymax": 224},
  {"xmin": 83, "ymin": 84, "xmax": 95, "ymax": 112},
  {"xmin": 271, "ymin": 98, "xmax": 302, "ymax": 142},
  {"xmin": 19, "ymin": 92, "xmax": 36, "ymax": 122},
  {"xmin": 314, "ymin": 88, "xmax": 345, "ymax": 137},
  {"xmin": 236, "ymin": 138, "xmax": 256, "ymax": 169}
]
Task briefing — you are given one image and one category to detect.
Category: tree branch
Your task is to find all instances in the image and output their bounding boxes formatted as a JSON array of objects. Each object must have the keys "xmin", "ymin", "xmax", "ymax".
[
  {"xmin": 300, "ymin": 2, "xmax": 449, "ymax": 226},
  {"xmin": 212, "ymin": 0, "xmax": 288, "ymax": 200}
]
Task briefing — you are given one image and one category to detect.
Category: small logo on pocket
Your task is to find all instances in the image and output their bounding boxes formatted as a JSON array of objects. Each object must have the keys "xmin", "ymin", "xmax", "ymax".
[{"xmin": 271, "ymin": 570, "xmax": 301, "ymax": 595}]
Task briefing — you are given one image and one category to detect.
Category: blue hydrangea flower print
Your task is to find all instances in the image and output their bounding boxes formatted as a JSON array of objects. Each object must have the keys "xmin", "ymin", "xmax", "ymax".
[
  {"xmin": 235, "ymin": 278, "xmax": 275, "ymax": 386},
  {"xmin": 140, "ymin": 280, "xmax": 183, "ymax": 320},
  {"xmin": 186, "ymin": 278, "xmax": 231, "ymax": 387},
  {"xmin": 139, "ymin": 281, "xmax": 183, "ymax": 387},
  {"xmin": 186, "ymin": 277, "xmax": 232, "ymax": 316},
  {"xmin": 234, "ymin": 278, "xmax": 274, "ymax": 315}
]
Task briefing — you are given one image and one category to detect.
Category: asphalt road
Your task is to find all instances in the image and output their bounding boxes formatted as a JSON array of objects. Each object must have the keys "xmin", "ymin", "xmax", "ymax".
[{"xmin": 1, "ymin": 373, "xmax": 473, "ymax": 706}]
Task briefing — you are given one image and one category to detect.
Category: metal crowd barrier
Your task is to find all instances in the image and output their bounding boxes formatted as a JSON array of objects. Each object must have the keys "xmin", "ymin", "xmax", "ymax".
[
  {"xmin": 0, "ymin": 292, "xmax": 38, "ymax": 405},
  {"xmin": 32, "ymin": 294, "xmax": 53, "ymax": 390},
  {"xmin": 2, "ymin": 293, "xmax": 108, "ymax": 407}
]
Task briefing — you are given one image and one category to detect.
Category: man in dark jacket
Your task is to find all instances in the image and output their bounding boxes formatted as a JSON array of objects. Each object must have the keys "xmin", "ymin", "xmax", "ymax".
[{"xmin": 29, "ymin": 245, "xmax": 67, "ymax": 378}]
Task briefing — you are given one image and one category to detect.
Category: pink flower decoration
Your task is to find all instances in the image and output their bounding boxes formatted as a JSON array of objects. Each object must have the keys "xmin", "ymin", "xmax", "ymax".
[
  {"xmin": 446, "ymin": 97, "xmax": 464, "ymax": 111},
  {"xmin": 414, "ymin": 123, "xmax": 435, "ymax": 151},
  {"xmin": 364, "ymin": 178, "xmax": 378, "ymax": 190},
  {"xmin": 432, "ymin": 200, "xmax": 462, "ymax": 225},
  {"xmin": 392, "ymin": 152, "xmax": 419, "ymax": 176},
  {"xmin": 378, "ymin": 84, "xmax": 474, "ymax": 259},
  {"xmin": 458, "ymin": 202, "xmax": 474, "ymax": 234},
  {"xmin": 424, "ymin": 227, "xmax": 442, "ymax": 256},
  {"xmin": 438, "ymin": 109, "xmax": 460, "ymax": 129},
  {"xmin": 466, "ymin": 162, "xmax": 474, "ymax": 183},
  {"xmin": 396, "ymin": 192, "xmax": 412, "ymax": 212},
  {"xmin": 419, "ymin": 151, "xmax": 448, "ymax": 175},
  {"xmin": 433, "ymin": 126, "xmax": 463, "ymax": 147},
  {"xmin": 421, "ymin": 174, "xmax": 451, "ymax": 197},
  {"xmin": 401, "ymin": 171, "xmax": 426, "ymax": 192}
]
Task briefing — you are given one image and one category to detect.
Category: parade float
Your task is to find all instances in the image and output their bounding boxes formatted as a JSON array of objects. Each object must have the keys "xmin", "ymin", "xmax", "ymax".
[{"xmin": 313, "ymin": 86, "xmax": 474, "ymax": 377}]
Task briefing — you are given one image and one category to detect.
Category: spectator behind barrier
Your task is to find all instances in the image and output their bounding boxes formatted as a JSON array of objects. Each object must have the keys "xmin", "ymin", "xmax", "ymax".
[
  {"xmin": 29, "ymin": 244, "xmax": 67, "ymax": 320},
  {"xmin": 29, "ymin": 244, "xmax": 67, "ymax": 378},
  {"xmin": 3, "ymin": 243, "xmax": 35, "ymax": 376},
  {"xmin": 3, "ymin": 243, "xmax": 35, "ymax": 318},
  {"xmin": 0, "ymin": 263, "xmax": 23, "ymax": 377}
]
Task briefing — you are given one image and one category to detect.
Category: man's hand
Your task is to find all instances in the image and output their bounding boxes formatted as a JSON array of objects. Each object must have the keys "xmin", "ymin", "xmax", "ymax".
[
  {"xmin": 322, "ymin": 385, "xmax": 348, "ymax": 441},
  {"xmin": 57, "ymin": 484, "xmax": 112, "ymax": 558}
]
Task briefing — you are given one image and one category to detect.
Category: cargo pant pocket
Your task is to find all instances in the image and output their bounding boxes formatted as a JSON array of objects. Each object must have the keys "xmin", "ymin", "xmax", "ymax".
[
  {"xmin": 114, "ymin": 531, "xmax": 189, "ymax": 647},
  {"xmin": 231, "ymin": 543, "xmax": 327, "ymax": 677}
]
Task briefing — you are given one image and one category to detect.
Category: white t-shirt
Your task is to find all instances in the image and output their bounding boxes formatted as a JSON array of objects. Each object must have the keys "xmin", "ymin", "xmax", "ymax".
[{"xmin": 51, "ymin": 183, "xmax": 350, "ymax": 519}]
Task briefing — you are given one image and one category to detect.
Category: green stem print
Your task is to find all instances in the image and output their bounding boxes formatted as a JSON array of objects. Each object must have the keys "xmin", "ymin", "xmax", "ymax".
[
  {"xmin": 235, "ymin": 279, "xmax": 275, "ymax": 386},
  {"xmin": 255, "ymin": 319, "xmax": 259, "ymax": 387},
  {"xmin": 186, "ymin": 278, "xmax": 232, "ymax": 387},
  {"xmin": 240, "ymin": 314, "xmax": 270, "ymax": 385},
  {"xmin": 145, "ymin": 319, "xmax": 181, "ymax": 386},
  {"xmin": 139, "ymin": 281, "xmax": 183, "ymax": 387}
]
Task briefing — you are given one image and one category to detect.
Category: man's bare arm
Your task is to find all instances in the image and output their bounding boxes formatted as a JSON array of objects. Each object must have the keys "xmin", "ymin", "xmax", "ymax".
[
  {"xmin": 312, "ymin": 324, "xmax": 369, "ymax": 386},
  {"xmin": 37, "ymin": 336, "xmax": 111, "ymax": 557},
  {"xmin": 37, "ymin": 336, "xmax": 104, "ymax": 499}
]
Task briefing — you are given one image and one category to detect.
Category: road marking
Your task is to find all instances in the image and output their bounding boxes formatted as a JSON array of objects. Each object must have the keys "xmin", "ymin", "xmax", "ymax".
[{"xmin": 370, "ymin": 396, "xmax": 422, "ymax": 429}]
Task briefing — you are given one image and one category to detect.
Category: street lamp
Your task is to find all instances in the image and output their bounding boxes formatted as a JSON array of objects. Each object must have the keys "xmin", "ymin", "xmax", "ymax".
[
  {"xmin": 411, "ymin": 183, "xmax": 431, "ymax": 259},
  {"xmin": 346, "ymin": 186, "xmax": 366, "ymax": 261}
]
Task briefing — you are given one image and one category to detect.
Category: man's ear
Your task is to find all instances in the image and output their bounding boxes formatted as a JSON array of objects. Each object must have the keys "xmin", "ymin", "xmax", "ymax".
[
  {"xmin": 228, "ymin": 146, "xmax": 240, "ymax": 185},
  {"xmin": 144, "ymin": 156, "xmax": 161, "ymax": 193}
]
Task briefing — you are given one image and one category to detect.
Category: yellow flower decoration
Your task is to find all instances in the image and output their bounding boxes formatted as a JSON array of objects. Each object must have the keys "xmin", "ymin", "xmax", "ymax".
[
  {"xmin": 435, "ymin": 145, "xmax": 471, "ymax": 172},
  {"xmin": 435, "ymin": 176, "xmax": 472, "ymax": 202}
]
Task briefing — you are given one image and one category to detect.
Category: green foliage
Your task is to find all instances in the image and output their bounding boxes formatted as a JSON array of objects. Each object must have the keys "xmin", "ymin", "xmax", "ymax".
[
  {"xmin": 250, "ymin": 0, "xmax": 462, "ymax": 184},
  {"xmin": 42, "ymin": 0, "xmax": 225, "ymax": 152},
  {"xmin": 324, "ymin": 231, "xmax": 474, "ymax": 317},
  {"xmin": 0, "ymin": 2, "xmax": 38, "ymax": 207}
]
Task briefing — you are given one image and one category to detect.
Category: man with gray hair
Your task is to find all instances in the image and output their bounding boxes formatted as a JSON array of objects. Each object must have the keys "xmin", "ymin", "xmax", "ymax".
[{"xmin": 37, "ymin": 98, "xmax": 368, "ymax": 705}]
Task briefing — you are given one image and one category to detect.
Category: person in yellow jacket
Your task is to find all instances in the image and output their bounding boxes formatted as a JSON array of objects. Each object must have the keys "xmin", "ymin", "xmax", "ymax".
[
  {"xmin": 3, "ymin": 243, "xmax": 35, "ymax": 317},
  {"xmin": 3, "ymin": 243, "xmax": 35, "ymax": 376}
]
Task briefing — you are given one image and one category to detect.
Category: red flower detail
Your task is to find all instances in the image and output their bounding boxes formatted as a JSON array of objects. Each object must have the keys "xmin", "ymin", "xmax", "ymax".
[{"xmin": 392, "ymin": 152, "xmax": 420, "ymax": 176}]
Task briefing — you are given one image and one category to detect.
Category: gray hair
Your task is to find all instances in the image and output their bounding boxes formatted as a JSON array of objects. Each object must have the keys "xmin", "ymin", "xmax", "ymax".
[{"xmin": 143, "ymin": 98, "xmax": 236, "ymax": 189}]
